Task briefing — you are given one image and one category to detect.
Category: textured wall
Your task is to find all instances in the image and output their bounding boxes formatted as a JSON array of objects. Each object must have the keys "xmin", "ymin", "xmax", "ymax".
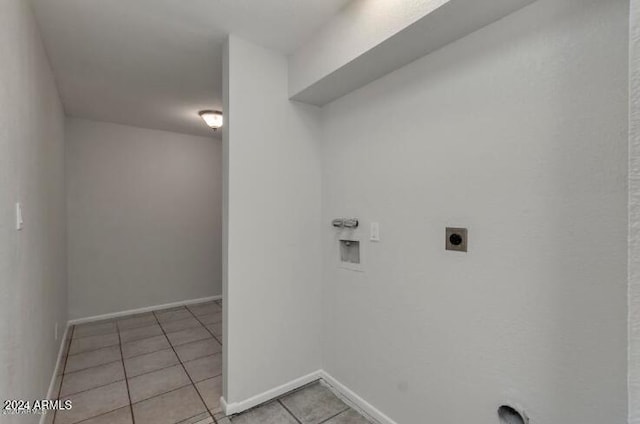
[
  {"xmin": 66, "ymin": 118, "xmax": 222, "ymax": 319},
  {"xmin": 0, "ymin": 0, "xmax": 67, "ymax": 422},
  {"xmin": 320, "ymin": 0, "xmax": 628, "ymax": 422},
  {"xmin": 630, "ymin": 1, "xmax": 640, "ymax": 422},
  {"xmin": 223, "ymin": 35, "xmax": 323, "ymax": 405}
]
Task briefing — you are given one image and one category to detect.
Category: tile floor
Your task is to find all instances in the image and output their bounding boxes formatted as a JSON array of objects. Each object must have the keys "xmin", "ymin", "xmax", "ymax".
[
  {"xmin": 215, "ymin": 382, "xmax": 374, "ymax": 424},
  {"xmin": 45, "ymin": 300, "xmax": 373, "ymax": 424}
]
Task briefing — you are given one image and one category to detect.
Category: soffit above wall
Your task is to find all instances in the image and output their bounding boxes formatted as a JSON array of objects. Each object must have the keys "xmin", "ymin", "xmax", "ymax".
[{"xmin": 289, "ymin": 0, "xmax": 538, "ymax": 106}]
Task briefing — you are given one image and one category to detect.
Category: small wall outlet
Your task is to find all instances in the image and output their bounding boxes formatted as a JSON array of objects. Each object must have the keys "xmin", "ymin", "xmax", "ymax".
[{"xmin": 54, "ymin": 323, "xmax": 58, "ymax": 341}]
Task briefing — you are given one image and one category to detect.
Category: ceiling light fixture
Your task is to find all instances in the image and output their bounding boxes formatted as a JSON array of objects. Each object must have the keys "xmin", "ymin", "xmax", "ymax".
[{"xmin": 199, "ymin": 110, "xmax": 223, "ymax": 131}]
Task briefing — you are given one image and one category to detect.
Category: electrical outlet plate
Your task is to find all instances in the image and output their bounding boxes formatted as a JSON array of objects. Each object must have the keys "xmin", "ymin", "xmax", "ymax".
[{"xmin": 446, "ymin": 227, "xmax": 468, "ymax": 252}]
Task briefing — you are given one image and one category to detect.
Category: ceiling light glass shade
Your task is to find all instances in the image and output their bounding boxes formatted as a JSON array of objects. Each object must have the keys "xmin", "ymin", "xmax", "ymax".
[{"xmin": 199, "ymin": 110, "xmax": 223, "ymax": 130}]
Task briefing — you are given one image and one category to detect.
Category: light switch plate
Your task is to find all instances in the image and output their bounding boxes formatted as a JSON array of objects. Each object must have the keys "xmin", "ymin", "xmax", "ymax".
[
  {"xmin": 16, "ymin": 203, "xmax": 23, "ymax": 231},
  {"xmin": 370, "ymin": 222, "xmax": 380, "ymax": 242}
]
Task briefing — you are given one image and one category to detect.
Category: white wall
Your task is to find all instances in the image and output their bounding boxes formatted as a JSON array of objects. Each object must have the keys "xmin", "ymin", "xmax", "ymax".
[
  {"xmin": 630, "ymin": 1, "xmax": 640, "ymax": 422},
  {"xmin": 66, "ymin": 118, "xmax": 222, "ymax": 319},
  {"xmin": 223, "ymin": 35, "xmax": 323, "ymax": 405},
  {"xmin": 0, "ymin": 0, "xmax": 67, "ymax": 421},
  {"xmin": 320, "ymin": 0, "xmax": 628, "ymax": 423}
]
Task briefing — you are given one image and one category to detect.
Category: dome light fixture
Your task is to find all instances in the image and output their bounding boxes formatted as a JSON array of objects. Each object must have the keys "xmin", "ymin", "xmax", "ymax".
[{"xmin": 199, "ymin": 110, "xmax": 223, "ymax": 131}]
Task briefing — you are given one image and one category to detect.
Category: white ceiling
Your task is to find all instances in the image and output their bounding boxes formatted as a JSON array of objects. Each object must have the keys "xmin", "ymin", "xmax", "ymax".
[{"xmin": 30, "ymin": 0, "xmax": 351, "ymax": 137}]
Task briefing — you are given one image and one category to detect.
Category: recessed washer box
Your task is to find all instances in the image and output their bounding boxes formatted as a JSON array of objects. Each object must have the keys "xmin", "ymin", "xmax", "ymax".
[
  {"xmin": 340, "ymin": 239, "xmax": 360, "ymax": 264},
  {"xmin": 339, "ymin": 239, "xmax": 363, "ymax": 272}
]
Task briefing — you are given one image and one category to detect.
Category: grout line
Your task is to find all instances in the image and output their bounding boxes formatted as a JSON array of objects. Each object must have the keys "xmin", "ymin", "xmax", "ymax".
[
  {"xmin": 73, "ymin": 406, "xmax": 129, "ymax": 424},
  {"xmin": 52, "ymin": 325, "xmax": 75, "ymax": 424},
  {"xmin": 59, "ymin": 326, "xmax": 75, "ymax": 379},
  {"xmin": 189, "ymin": 369, "xmax": 222, "ymax": 385},
  {"xmin": 169, "ymin": 335, "xmax": 213, "ymax": 349},
  {"xmin": 117, "ymin": 321, "xmax": 136, "ymax": 424},
  {"xmin": 117, "ymin": 321, "xmax": 160, "ymax": 332},
  {"xmin": 60, "ymin": 378, "xmax": 126, "ymax": 399},
  {"xmin": 185, "ymin": 305, "xmax": 222, "ymax": 345},
  {"xmin": 68, "ymin": 341, "xmax": 121, "ymax": 357},
  {"xmin": 129, "ymin": 379, "xmax": 193, "ymax": 405},
  {"xmin": 277, "ymin": 399, "xmax": 303, "ymax": 424},
  {"xmin": 64, "ymin": 359, "xmax": 122, "ymax": 376},
  {"xmin": 317, "ymin": 407, "xmax": 351, "ymax": 424},
  {"xmin": 122, "ymin": 337, "xmax": 195, "ymax": 361},
  {"xmin": 175, "ymin": 411, "xmax": 216, "ymax": 424},
  {"xmin": 128, "ymin": 382, "xmax": 200, "ymax": 406},
  {"xmin": 160, "ymin": 323, "xmax": 207, "ymax": 335},
  {"xmin": 72, "ymin": 330, "xmax": 118, "ymax": 340},
  {"xmin": 208, "ymin": 407, "xmax": 223, "ymax": 418},
  {"xmin": 152, "ymin": 310, "xmax": 215, "ymax": 422},
  {"xmin": 121, "ymin": 342, "xmax": 171, "ymax": 360},
  {"xmin": 277, "ymin": 379, "xmax": 323, "ymax": 399},
  {"xmin": 184, "ymin": 304, "xmax": 224, "ymax": 423},
  {"xmin": 191, "ymin": 316, "xmax": 223, "ymax": 327},
  {"xmin": 124, "ymin": 357, "xmax": 178, "ymax": 380}
]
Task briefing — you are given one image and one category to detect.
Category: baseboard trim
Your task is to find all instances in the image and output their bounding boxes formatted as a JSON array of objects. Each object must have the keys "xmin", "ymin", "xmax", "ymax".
[
  {"xmin": 221, "ymin": 369, "xmax": 396, "ymax": 424},
  {"xmin": 320, "ymin": 371, "xmax": 397, "ymax": 424},
  {"xmin": 219, "ymin": 395, "xmax": 229, "ymax": 416},
  {"xmin": 68, "ymin": 295, "xmax": 222, "ymax": 325},
  {"xmin": 221, "ymin": 370, "xmax": 323, "ymax": 416},
  {"xmin": 40, "ymin": 324, "xmax": 70, "ymax": 424}
]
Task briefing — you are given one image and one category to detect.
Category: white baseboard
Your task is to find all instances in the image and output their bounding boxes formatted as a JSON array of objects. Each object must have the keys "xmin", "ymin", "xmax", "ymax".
[
  {"xmin": 219, "ymin": 395, "xmax": 229, "ymax": 416},
  {"xmin": 320, "ymin": 371, "xmax": 397, "ymax": 424},
  {"xmin": 68, "ymin": 295, "xmax": 222, "ymax": 325},
  {"xmin": 221, "ymin": 370, "xmax": 323, "ymax": 416},
  {"xmin": 220, "ymin": 369, "xmax": 396, "ymax": 424},
  {"xmin": 40, "ymin": 324, "xmax": 70, "ymax": 424}
]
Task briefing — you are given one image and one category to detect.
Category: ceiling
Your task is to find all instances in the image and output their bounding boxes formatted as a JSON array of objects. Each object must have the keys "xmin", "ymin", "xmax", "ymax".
[{"xmin": 30, "ymin": 0, "xmax": 351, "ymax": 137}]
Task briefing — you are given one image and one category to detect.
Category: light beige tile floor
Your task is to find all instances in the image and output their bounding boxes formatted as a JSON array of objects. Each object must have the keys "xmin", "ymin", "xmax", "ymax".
[
  {"xmin": 50, "ymin": 301, "xmax": 222, "ymax": 424},
  {"xmin": 212, "ymin": 381, "xmax": 373, "ymax": 424},
  {"xmin": 47, "ymin": 300, "xmax": 373, "ymax": 424}
]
